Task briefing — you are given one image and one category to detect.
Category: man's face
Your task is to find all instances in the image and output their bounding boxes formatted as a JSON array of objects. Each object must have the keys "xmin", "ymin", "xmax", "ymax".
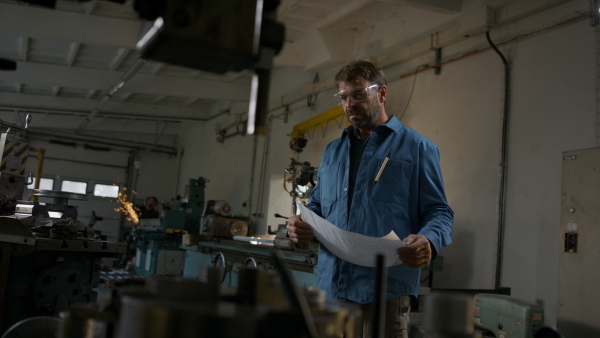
[
  {"xmin": 146, "ymin": 198, "xmax": 156, "ymax": 209},
  {"xmin": 337, "ymin": 79, "xmax": 384, "ymax": 130}
]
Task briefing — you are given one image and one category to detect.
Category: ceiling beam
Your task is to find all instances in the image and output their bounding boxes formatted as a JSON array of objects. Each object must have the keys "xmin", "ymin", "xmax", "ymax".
[
  {"xmin": 66, "ymin": 42, "xmax": 81, "ymax": 66},
  {"xmin": 3, "ymin": 62, "xmax": 251, "ymax": 101},
  {"xmin": 109, "ymin": 48, "xmax": 129, "ymax": 71},
  {"xmin": 0, "ymin": 93, "xmax": 222, "ymax": 119},
  {"xmin": 17, "ymin": 37, "xmax": 28, "ymax": 61},
  {"xmin": 397, "ymin": 0, "xmax": 462, "ymax": 13},
  {"xmin": 0, "ymin": 3, "xmax": 142, "ymax": 48}
]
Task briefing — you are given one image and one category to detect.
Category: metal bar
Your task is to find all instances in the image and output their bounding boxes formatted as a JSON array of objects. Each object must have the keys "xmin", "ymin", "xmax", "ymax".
[
  {"xmin": 372, "ymin": 254, "xmax": 387, "ymax": 338},
  {"xmin": 486, "ymin": 30, "xmax": 510, "ymax": 290},
  {"xmin": 27, "ymin": 129, "xmax": 177, "ymax": 155},
  {"xmin": 27, "ymin": 154, "xmax": 127, "ymax": 170},
  {"xmin": 272, "ymin": 250, "xmax": 319, "ymax": 338},
  {"xmin": 31, "ymin": 147, "xmax": 45, "ymax": 202}
]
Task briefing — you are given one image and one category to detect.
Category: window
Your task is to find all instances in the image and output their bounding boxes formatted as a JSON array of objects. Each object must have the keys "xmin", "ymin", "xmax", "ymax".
[
  {"xmin": 61, "ymin": 180, "xmax": 88, "ymax": 194},
  {"xmin": 93, "ymin": 184, "xmax": 120, "ymax": 198},
  {"xmin": 27, "ymin": 177, "xmax": 54, "ymax": 190}
]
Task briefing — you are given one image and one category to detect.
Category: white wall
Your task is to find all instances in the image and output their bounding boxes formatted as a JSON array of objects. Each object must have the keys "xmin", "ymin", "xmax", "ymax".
[
  {"xmin": 501, "ymin": 20, "xmax": 595, "ymax": 324},
  {"xmin": 178, "ymin": 118, "xmax": 261, "ymax": 227},
  {"xmin": 134, "ymin": 150, "xmax": 180, "ymax": 204}
]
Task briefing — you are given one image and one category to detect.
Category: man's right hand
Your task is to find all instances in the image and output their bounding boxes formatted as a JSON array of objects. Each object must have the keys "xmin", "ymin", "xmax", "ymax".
[{"xmin": 286, "ymin": 215, "xmax": 315, "ymax": 244}]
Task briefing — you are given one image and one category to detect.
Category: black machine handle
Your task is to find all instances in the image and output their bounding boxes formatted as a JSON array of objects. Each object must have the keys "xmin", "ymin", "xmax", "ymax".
[{"xmin": 267, "ymin": 213, "xmax": 290, "ymax": 234}]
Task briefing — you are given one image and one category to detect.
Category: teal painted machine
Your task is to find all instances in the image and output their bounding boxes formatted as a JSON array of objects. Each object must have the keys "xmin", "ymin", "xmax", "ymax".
[
  {"xmin": 474, "ymin": 293, "xmax": 544, "ymax": 338},
  {"xmin": 134, "ymin": 177, "xmax": 207, "ymax": 276},
  {"xmin": 182, "ymin": 176, "xmax": 206, "ymax": 235},
  {"xmin": 183, "ymin": 236, "xmax": 319, "ymax": 288}
]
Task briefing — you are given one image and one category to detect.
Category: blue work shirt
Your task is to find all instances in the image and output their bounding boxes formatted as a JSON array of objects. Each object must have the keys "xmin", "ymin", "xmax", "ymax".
[{"xmin": 306, "ymin": 115, "xmax": 453, "ymax": 303}]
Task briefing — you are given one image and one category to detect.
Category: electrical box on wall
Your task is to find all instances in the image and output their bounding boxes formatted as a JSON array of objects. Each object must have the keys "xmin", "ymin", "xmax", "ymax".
[
  {"xmin": 558, "ymin": 148, "xmax": 600, "ymax": 337},
  {"xmin": 564, "ymin": 232, "xmax": 577, "ymax": 253}
]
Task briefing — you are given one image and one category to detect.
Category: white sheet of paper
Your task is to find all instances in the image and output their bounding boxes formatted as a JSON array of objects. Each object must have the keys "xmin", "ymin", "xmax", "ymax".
[{"xmin": 296, "ymin": 201, "xmax": 405, "ymax": 267}]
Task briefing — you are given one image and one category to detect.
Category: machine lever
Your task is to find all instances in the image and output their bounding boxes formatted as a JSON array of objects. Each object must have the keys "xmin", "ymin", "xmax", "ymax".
[
  {"xmin": 272, "ymin": 250, "xmax": 319, "ymax": 338},
  {"xmin": 274, "ymin": 213, "xmax": 289, "ymax": 219}
]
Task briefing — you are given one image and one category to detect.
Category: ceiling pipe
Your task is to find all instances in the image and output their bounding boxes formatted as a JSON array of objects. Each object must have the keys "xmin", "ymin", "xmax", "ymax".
[
  {"xmin": 77, "ymin": 58, "xmax": 148, "ymax": 132},
  {"xmin": 486, "ymin": 29, "xmax": 511, "ymax": 291},
  {"xmin": 28, "ymin": 128, "xmax": 177, "ymax": 155},
  {"xmin": 2, "ymin": 106, "xmax": 234, "ymax": 124}
]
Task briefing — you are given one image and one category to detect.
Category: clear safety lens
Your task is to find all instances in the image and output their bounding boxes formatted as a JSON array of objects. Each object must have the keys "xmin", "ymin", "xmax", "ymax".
[{"xmin": 334, "ymin": 84, "xmax": 380, "ymax": 106}]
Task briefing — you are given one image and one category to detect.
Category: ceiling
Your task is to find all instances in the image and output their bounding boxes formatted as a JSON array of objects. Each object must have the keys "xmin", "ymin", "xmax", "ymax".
[{"xmin": 0, "ymin": 0, "xmax": 544, "ymax": 148}]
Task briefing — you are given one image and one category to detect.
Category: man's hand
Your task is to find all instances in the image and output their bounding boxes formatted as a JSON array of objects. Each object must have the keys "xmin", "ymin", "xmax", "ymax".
[
  {"xmin": 397, "ymin": 234, "xmax": 432, "ymax": 268},
  {"xmin": 286, "ymin": 215, "xmax": 314, "ymax": 244}
]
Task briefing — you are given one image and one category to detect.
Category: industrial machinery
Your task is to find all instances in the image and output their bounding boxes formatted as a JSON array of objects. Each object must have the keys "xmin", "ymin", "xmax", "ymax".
[
  {"xmin": 134, "ymin": 0, "xmax": 285, "ymax": 135},
  {"xmin": 0, "ymin": 118, "xmax": 126, "ymax": 332},
  {"xmin": 183, "ymin": 234, "xmax": 318, "ymax": 288},
  {"xmin": 60, "ymin": 255, "xmax": 361, "ymax": 338},
  {"xmin": 200, "ymin": 199, "xmax": 249, "ymax": 238},
  {"xmin": 184, "ymin": 172, "xmax": 317, "ymax": 288},
  {"xmin": 474, "ymin": 293, "xmax": 544, "ymax": 338},
  {"xmin": 284, "ymin": 160, "xmax": 317, "ymax": 200},
  {"xmin": 183, "ymin": 194, "xmax": 317, "ymax": 287},
  {"xmin": 0, "ymin": 118, "xmax": 30, "ymax": 214},
  {"xmin": 134, "ymin": 177, "xmax": 208, "ymax": 277},
  {"xmin": 182, "ymin": 158, "xmax": 321, "ymax": 289}
]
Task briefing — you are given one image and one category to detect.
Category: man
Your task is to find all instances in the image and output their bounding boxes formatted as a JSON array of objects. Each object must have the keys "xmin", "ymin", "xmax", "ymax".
[
  {"xmin": 286, "ymin": 60, "xmax": 453, "ymax": 338},
  {"xmin": 139, "ymin": 196, "xmax": 159, "ymax": 219}
]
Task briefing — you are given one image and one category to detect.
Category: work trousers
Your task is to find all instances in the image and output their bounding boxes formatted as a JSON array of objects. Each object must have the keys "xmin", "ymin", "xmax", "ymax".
[{"xmin": 356, "ymin": 295, "xmax": 411, "ymax": 338}]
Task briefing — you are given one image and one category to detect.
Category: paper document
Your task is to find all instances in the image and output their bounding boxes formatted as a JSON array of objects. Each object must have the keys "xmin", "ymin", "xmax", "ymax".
[{"xmin": 296, "ymin": 201, "xmax": 405, "ymax": 267}]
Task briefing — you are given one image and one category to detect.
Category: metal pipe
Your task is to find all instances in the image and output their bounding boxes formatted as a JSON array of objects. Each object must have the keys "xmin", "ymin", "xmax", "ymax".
[
  {"xmin": 266, "ymin": 12, "xmax": 585, "ymax": 116},
  {"xmin": 30, "ymin": 147, "xmax": 45, "ymax": 202},
  {"xmin": 78, "ymin": 58, "xmax": 148, "ymax": 132},
  {"xmin": 486, "ymin": 30, "xmax": 511, "ymax": 290},
  {"xmin": 0, "ymin": 107, "xmax": 225, "ymax": 123},
  {"xmin": 0, "ymin": 118, "xmax": 26, "ymax": 130},
  {"xmin": 27, "ymin": 129, "xmax": 177, "ymax": 155},
  {"xmin": 271, "ymin": 250, "xmax": 319, "ymax": 338},
  {"xmin": 254, "ymin": 115, "xmax": 274, "ymax": 220},
  {"xmin": 248, "ymin": 132, "xmax": 259, "ymax": 220},
  {"xmin": 27, "ymin": 154, "xmax": 127, "ymax": 170},
  {"xmin": 372, "ymin": 254, "xmax": 387, "ymax": 338}
]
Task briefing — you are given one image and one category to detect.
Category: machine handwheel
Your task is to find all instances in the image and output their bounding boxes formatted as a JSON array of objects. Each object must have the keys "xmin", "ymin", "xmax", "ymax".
[
  {"xmin": 213, "ymin": 252, "xmax": 227, "ymax": 284},
  {"xmin": 243, "ymin": 257, "xmax": 258, "ymax": 269}
]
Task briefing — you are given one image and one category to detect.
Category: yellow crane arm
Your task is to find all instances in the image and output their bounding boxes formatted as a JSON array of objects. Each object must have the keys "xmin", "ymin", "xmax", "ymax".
[{"xmin": 290, "ymin": 106, "xmax": 347, "ymax": 139}]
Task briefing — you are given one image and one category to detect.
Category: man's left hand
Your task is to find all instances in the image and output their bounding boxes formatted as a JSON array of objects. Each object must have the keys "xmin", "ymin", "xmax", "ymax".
[{"xmin": 397, "ymin": 234, "xmax": 432, "ymax": 268}]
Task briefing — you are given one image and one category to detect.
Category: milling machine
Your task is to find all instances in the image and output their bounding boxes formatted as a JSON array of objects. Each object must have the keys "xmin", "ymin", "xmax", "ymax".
[
  {"xmin": 133, "ymin": 177, "xmax": 207, "ymax": 277},
  {"xmin": 183, "ymin": 159, "xmax": 320, "ymax": 288},
  {"xmin": 60, "ymin": 254, "xmax": 362, "ymax": 338},
  {"xmin": 474, "ymin": 293, "xmax": 545, "ymax": 338},
  {"xmin": 0, "ymin": 118, "xmax": 126, "ymax": 333}
]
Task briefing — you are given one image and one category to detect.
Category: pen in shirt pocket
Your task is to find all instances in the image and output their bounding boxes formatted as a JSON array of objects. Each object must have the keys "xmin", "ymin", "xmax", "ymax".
[{"xmin": 374, "ymin": 153, "xmax": 391, "ymax": 184}]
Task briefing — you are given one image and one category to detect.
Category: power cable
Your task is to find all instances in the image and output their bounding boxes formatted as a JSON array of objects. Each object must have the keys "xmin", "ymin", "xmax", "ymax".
[{"xmin": 399, "ymin": 64, "xmax": 428, "ymax": 121}]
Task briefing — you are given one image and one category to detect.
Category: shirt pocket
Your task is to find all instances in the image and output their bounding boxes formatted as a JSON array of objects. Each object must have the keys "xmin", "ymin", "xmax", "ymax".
[
  {"xmin": 317, "ymin": 163, "xmax": 339, "ymax": 207},
  {"xmin": 371, "ymin": 159, "xmax": 413, "ymax": 206}
]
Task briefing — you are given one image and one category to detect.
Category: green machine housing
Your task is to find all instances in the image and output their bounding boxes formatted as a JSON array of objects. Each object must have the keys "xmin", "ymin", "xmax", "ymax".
[
  {"xmin": 147, "ymin": 177, "xmax": 206, "ymax": 234},
  {"xmin": 474, "ymin": 293, "xmax": 544, "ymax": 338},
  {"xmin": 134, "ymin": 177, "xmax": 206, "ymax": 276}
]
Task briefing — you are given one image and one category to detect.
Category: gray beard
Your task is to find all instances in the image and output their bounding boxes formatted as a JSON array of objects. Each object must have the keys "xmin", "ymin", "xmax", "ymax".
[{"xmin": 350, "ymin": 102, "xmax": 383, "ymax": 130}]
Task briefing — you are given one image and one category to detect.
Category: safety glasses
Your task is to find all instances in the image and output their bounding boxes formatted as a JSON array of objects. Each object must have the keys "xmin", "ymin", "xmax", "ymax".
[{"xmin": 334, "ymin": 84, "xmax": 381, "ymax": 106}]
